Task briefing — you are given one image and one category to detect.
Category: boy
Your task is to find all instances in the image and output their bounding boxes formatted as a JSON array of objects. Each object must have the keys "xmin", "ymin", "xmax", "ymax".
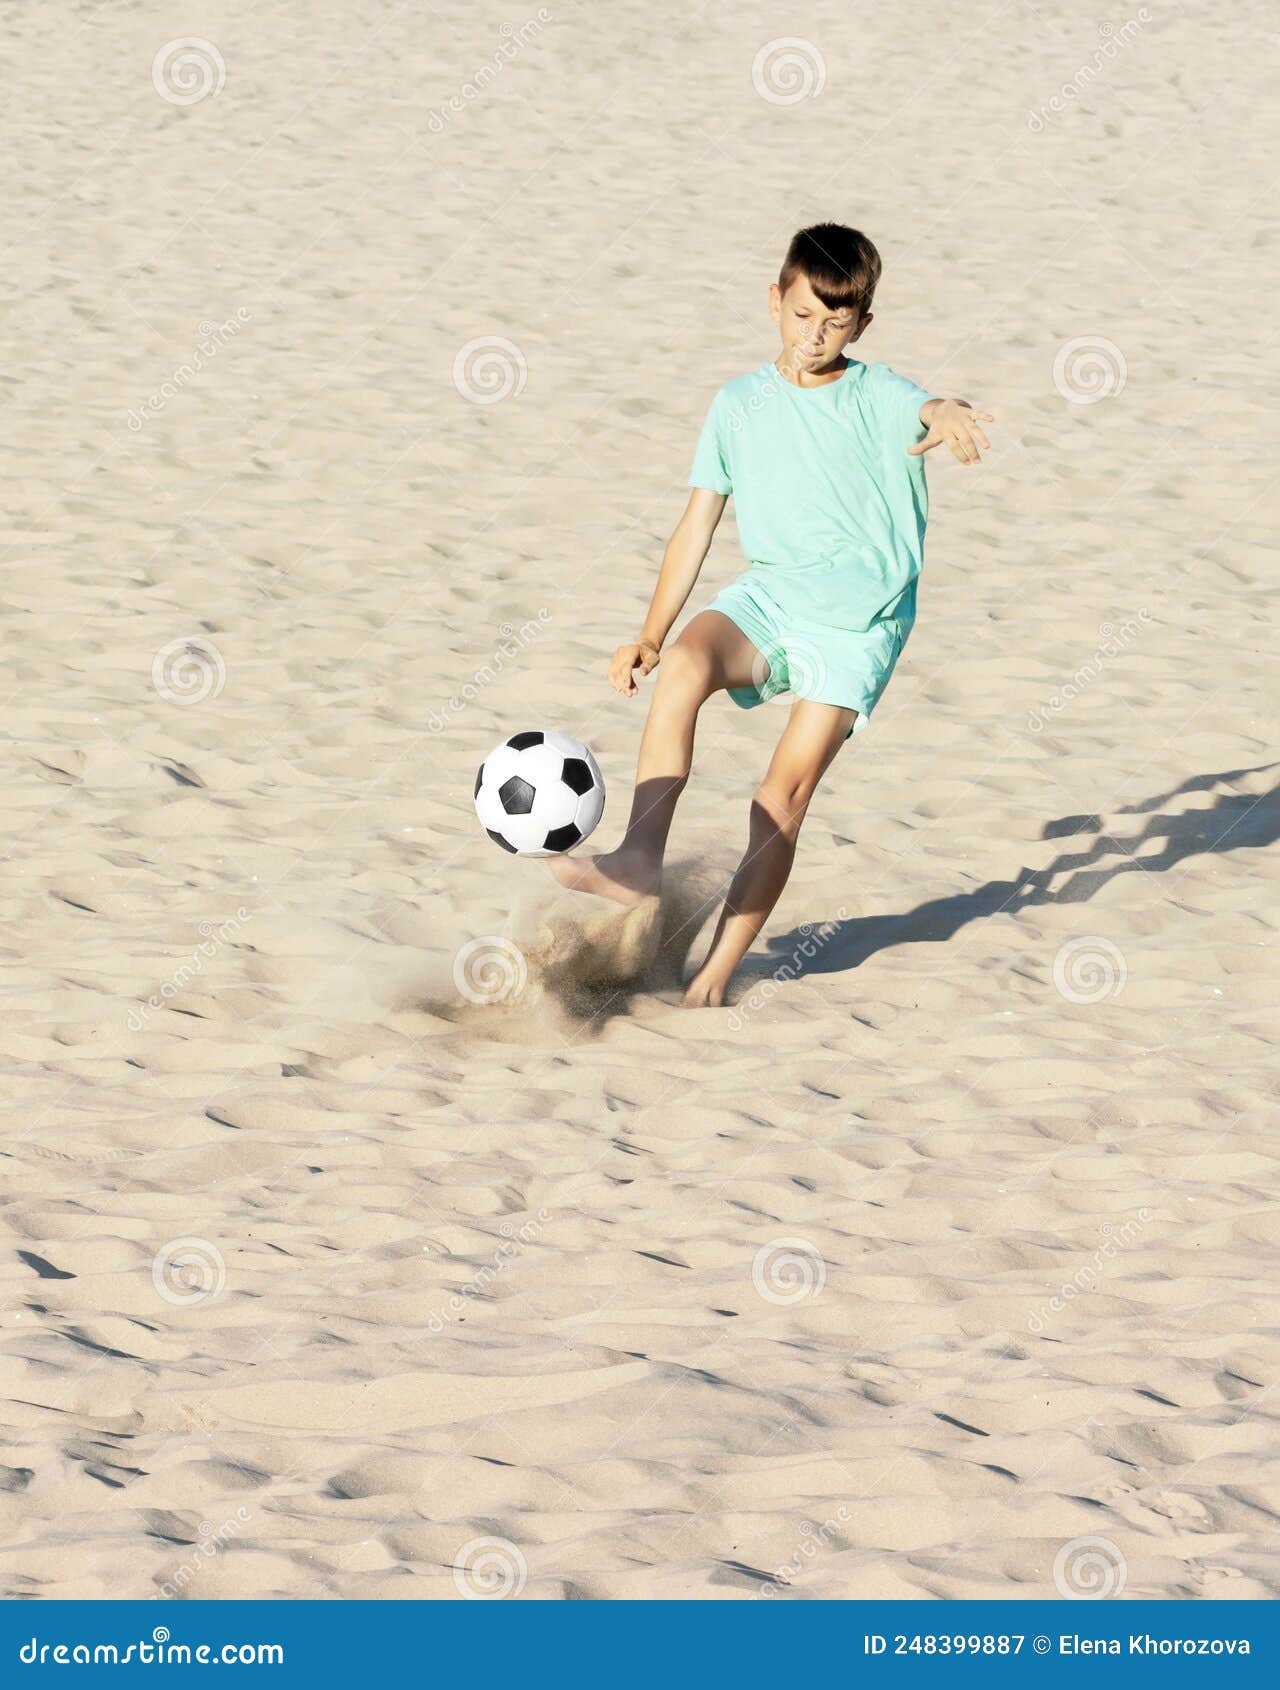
[{"xmin": 551, "ymin": 223, "xmax": 993, "ymax": 1007}]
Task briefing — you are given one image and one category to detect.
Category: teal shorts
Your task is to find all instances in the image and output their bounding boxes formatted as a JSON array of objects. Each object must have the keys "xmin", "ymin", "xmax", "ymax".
[{"xmin": 705, "ymin": 572, "xmax": 911, "ymax": 741}]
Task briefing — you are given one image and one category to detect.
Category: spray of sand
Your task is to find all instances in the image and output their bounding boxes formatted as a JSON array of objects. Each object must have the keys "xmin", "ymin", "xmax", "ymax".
[{"xmin": 428, "ymin": 858, "xmax": 724, "ymax": 1037}]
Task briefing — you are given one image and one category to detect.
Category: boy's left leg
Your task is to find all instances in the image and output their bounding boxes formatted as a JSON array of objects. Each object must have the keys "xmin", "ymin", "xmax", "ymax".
[{"xmin": 683, "ymin": 698, "xmax": 857, "ymax": 1008}]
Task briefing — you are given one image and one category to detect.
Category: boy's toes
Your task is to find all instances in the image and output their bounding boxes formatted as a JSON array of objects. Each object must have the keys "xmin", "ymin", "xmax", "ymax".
[{"xmin": 682, "ymin": 973, "xmax": 727, "ymax": 1008}]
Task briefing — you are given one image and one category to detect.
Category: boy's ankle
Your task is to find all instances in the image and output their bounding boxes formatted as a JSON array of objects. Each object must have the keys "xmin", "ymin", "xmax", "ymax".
[{"xmin": 616, "ymin": 842, "xmax": 661, "ymax": 868}]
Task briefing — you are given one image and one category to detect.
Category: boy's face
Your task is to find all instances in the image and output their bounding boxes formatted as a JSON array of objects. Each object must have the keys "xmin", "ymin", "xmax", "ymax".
[{"xmin": 769, "ymin": 273, "xmax": 869, "ymax": 370}]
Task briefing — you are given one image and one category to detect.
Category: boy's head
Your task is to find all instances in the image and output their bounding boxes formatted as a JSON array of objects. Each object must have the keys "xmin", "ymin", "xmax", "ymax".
[{"xmin": 770, "ymin": 223, "xmax": 881, "ymax": 369}]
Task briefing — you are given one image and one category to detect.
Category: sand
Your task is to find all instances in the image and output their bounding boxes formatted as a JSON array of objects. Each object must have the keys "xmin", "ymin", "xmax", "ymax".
[{"xmin": 1, "ymin": 0, "xmax": 1276, "ymax": 1600}]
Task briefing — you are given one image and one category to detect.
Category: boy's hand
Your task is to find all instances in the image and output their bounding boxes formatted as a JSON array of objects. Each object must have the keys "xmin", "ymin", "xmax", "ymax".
[
  {"xmin": 610, "ymin": 639, "xmax": 661, "ymax": 696},
  {"xmin": 909, "ymin": 398, "xmax": 994, "ymax": 465}
]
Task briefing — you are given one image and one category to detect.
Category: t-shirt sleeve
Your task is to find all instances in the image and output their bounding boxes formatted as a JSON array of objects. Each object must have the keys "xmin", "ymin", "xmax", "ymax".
[
  {"xmin": 687, "ymin": 389, "xmax": 733, "ymax": 494},
  {"xmin": 871, "ymin": 362, "xmax": 934, "ymax": 448}
]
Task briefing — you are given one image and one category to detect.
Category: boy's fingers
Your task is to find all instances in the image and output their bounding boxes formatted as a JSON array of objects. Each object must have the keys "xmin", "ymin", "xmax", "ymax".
[
  {"xmin": 611, "ymin": 643, "xmax": 656, "ymax": 694},
  {"xmin": 915, "ymin": 413, "xmax": 993, "ymax": 460}
]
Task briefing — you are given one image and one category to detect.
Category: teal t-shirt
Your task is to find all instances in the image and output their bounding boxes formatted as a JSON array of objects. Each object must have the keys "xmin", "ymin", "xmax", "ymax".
[{"xmin": 687, "ymin": 358, "xmax": 934, "ymax": 632}]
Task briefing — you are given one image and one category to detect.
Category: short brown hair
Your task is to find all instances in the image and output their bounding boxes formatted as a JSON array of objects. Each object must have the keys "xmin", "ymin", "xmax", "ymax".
[{"xmin": 778, "ymin": 223, "xmax": 882, "ymax": 317}]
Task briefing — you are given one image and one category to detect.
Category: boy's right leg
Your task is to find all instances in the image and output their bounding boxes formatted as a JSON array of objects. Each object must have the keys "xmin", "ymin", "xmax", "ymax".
[{"xmin": 548, "ymin": 609, "xmax": 764, "ymax": 906}]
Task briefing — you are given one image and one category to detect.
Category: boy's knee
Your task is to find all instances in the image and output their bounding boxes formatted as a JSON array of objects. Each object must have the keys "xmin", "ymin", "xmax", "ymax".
[
  {"xmin": 658, "ymin": 640, "xmax": 716, "ymax": 699},
  {"xmin": 752, "ymin": 779, "xmax": 812, "ymax": 835}
]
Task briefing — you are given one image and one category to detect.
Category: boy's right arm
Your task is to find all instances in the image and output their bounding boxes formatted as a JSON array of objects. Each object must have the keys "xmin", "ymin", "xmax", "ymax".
[{"xmin": 610, "ymin": 488, "xmax": 727, "ymax": 696}]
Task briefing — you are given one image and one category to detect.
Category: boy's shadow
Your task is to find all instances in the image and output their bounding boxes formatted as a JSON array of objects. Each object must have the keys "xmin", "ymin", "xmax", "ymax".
[{"xmin": 746, "ymin": 762, "xmax": 1279, "ymax": 984}]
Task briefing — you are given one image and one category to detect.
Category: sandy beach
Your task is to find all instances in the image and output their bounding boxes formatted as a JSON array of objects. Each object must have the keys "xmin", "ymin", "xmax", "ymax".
[{"xmin": 1, "ymin": 0, "xmax": 1276, "ymax": 1599}]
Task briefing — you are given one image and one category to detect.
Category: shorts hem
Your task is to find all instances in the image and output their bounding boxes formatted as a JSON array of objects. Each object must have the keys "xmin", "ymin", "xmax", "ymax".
[
  {"xmin": 793, "ymin": 691, "xmax": 875, "ymax": 739},
  {"xmin": 706, "ymin": 587, "xmax": 905, "ymax": 741}
]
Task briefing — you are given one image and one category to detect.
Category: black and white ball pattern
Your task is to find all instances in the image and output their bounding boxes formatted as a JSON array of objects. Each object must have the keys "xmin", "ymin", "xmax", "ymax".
[{"xmin": 474, "ymin": 730, "xmax": 605, "ymax": 856}]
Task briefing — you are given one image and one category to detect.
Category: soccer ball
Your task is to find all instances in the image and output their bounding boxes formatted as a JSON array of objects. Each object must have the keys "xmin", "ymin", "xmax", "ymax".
[{"xmin": 474, "ymin": 729, "xmax": 605, "ymax": 856}]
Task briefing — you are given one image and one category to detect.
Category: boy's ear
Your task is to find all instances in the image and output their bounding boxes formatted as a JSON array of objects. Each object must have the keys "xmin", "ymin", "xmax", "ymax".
[
  {"xmin": 768, "ymin": 281, "xmax": 782, "ymax": 319},
  {"xmin": 851, "ymin": 311, "xmax": 872, "ymax": 342}
]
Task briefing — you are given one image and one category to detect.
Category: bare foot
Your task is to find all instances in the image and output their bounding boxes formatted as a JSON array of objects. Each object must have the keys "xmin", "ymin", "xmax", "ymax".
[
  {"xmin": 547, "ymin": 847, "xmax": 660, "ymax": 908},
  {"xmin": 682, "ymin": 969, "xmax": 728, "ymax": 1008}
]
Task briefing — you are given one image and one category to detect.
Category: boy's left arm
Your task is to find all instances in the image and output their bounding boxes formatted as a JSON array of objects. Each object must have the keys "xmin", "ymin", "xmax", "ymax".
[{"xmin": 908, "ymin": 398, "xmax": 994, "ymax": 466}]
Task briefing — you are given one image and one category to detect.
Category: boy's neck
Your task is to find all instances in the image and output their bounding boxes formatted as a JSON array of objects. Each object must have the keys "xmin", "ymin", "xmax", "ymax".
[{"xmin": 773, "ymin": 351, "xmax": 850, "ymax": 389}]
